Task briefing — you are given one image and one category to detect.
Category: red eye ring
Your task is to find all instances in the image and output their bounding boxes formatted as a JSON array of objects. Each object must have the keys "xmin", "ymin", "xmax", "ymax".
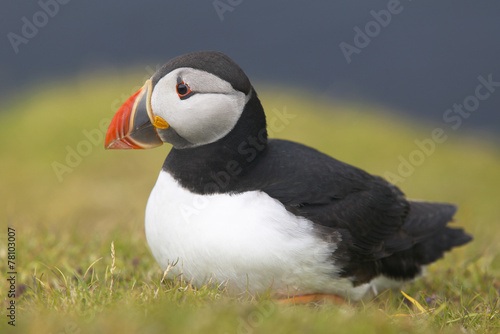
[{"xmin": 176, "ymin": 81, "xmax": 193, "ymax": 99}]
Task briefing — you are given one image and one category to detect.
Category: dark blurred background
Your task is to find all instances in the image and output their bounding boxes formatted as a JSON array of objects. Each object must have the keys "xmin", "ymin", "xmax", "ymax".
[{"xmin": 1, "ymin": 0, "xmax": 499, "ymax": 137}]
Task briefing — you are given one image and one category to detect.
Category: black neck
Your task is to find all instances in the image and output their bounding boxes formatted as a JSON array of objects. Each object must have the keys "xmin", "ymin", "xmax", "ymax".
[{"xmin": 162, "ymin": 88, "xmax": 268, "ymax": 194}]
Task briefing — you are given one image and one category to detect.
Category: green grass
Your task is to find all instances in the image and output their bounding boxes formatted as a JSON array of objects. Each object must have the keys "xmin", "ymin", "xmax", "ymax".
[{"xmin": 1, "ymin": 70, "xmax": 499, "ymax": 333}]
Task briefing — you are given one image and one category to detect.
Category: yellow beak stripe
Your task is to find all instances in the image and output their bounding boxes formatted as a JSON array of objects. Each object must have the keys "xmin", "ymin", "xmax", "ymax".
[{"xmin": 153, "ymin": 116, "xmax": 169, "ymax": 129}]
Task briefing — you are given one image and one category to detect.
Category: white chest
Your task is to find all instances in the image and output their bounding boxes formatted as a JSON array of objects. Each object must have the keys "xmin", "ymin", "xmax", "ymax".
[{"xmin": 145, "ymin": 171, "xmax": 368, "ymax": 298}]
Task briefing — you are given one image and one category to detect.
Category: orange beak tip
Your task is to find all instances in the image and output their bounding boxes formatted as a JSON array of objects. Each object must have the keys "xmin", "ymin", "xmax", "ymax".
[{"xmin": 105, "ymin": 140, "xmax": 127, "ymax": 150}]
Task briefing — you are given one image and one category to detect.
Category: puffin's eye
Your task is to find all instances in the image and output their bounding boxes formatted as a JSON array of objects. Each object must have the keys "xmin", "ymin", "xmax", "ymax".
[
  {"xmin": 177, "ymin": 83, "xmax": 188, "ymax": 95},
  {"xmin": 176, "ymin": 81, "xmax": 193, "ymax": 100}
]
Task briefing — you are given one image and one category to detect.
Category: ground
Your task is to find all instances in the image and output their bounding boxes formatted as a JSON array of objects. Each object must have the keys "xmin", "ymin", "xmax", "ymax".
[{"xmin": 0, "ymin": 70, "xmax": 499, "ymax": 333}]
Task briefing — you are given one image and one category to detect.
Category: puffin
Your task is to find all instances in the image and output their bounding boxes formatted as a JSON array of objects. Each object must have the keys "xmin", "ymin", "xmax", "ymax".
[{"xmin": 105, "ymin": 51, "xmax": 472, "ymax": 301}]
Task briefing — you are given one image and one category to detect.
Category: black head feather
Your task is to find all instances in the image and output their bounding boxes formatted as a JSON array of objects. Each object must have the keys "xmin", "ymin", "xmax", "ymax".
[{"xmin": 152, "ymin": 51, "xmax": 251, "ymax": 94}]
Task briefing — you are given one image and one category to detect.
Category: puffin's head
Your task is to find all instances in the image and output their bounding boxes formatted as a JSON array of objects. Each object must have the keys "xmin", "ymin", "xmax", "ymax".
[{"xmin": 105, "ymin": 51, "xmax": 252, "ymax": 150}]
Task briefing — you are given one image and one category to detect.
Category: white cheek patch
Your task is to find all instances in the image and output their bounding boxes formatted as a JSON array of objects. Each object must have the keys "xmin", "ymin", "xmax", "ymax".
[
  {"xmin": 173, "ymin": 93, "xmax": 246, "ymax": 144},
  {"xmin": 151, "ymin": 68, "xmax": 248, "ymax": 147}
]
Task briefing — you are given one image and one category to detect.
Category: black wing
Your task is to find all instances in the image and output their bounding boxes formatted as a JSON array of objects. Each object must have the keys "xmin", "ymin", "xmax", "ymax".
[{"xmin": 247, "ymin": 139, "xmax": 472, "ymax": 284}]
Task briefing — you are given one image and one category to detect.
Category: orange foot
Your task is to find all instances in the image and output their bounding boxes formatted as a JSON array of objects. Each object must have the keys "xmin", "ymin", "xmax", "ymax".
[{"xmin": 277, "ymin": 293, "xmax": 346, "ymax": 305}]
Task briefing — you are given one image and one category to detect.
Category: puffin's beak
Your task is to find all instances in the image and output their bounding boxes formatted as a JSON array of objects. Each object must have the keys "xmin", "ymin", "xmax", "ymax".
[{"xmin": 105, "ymin": 79, "xmax": 168, "ymax": 149}]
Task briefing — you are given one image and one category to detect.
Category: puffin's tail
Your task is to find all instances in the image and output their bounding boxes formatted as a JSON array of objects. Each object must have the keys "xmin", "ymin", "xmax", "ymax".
[{"xmin": 378, "ymin": 201, "xmax": 472, "ymax": 280}]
